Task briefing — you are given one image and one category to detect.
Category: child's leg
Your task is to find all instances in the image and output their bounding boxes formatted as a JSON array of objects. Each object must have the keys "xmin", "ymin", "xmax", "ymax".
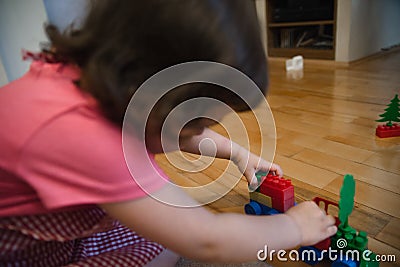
[{"xmin": 69, "ymin": 223, "xmax": 169, "ymax": 266}]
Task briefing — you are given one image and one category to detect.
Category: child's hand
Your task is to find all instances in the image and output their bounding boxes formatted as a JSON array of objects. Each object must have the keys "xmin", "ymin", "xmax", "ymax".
[
  {"xmin": 232, "ymin": 145, "xmax": 283, "ymax": 191},
  {"xmin": 285, "ymin": 201, "xmax": 337, "ymax": 246}
]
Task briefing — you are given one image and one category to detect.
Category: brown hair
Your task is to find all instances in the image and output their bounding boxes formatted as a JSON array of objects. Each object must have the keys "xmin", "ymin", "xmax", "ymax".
[{"xmin": 45, "ymin": 0, "xmax": 268, "ymax": 127}]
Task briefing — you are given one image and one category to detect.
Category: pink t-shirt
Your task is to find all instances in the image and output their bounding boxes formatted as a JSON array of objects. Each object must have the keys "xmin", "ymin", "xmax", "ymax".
[{"xmin": 0, "ymin": 61, "xmax": 168, "ymax": 216}]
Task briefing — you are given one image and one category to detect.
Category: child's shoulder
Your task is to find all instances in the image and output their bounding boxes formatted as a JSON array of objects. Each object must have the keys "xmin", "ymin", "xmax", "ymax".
[{"xmin": 0, "ymin": 60, "xmax": 103, "ymax": 148}]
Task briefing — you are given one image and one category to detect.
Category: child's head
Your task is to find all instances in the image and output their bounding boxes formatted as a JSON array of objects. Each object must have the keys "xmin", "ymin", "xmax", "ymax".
[{"xmin": 46, "ymin": 0, "xmax": 268, "ymax": 151}]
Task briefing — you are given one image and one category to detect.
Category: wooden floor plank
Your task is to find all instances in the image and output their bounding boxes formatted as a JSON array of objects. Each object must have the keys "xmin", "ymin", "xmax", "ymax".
[
  {"xmin": 274, "ymin": 154, "xmax": 341, "ymax": 188},
  {"xmin": 286, "ymin": 133, "xmax": 375, "ymax": 163},
  {"xmin": 325, "ymin": 132, "xmax": 398, "ymax": 151},
  {"xmin": 324, "ymin": 176, "xmax": 400, "ymax": 219},
  {"xmin": 363, "ymin": 150, "xmax": 400, "ymax": 175},
  {"xmin": 367, "ymin": 238, "xmax": 400, "ymax": 267},
  {"xmin": 292, "ymin": 149, "xmax": 400, "ymax": 194},
  {"xmin": 376, "ymin": 218, "xmax": 400, "ymax": 250}
]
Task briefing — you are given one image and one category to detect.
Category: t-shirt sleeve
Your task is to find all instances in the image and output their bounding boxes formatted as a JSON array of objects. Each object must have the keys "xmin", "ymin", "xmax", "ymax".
[{"xmin": 17, "ymin": 106, "xmax": 168, "ymax": 210}]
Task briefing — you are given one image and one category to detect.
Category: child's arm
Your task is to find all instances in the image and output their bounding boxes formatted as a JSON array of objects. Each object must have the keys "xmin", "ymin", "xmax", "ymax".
[
  {"xmin": 179, "ymin": 127, "xmax": 282, "ymax": 189},
  {"xmin": 100, "ymin": 183, "xmax": 336, "ymax": 263}
]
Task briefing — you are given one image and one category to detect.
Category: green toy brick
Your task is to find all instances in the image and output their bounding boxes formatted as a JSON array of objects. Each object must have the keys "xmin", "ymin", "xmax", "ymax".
[{"xmin": 338, "ymin": 174, "xmax": 356, "ymax": 229}]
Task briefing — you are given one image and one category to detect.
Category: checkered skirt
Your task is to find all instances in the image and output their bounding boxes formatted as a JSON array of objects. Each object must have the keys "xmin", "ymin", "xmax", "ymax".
[{"xmin": 0, "ymin": 207, "xmax": 164, "ymax": 266}]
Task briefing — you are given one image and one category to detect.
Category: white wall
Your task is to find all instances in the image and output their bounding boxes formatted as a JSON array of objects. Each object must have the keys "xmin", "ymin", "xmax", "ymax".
[
  {"xmin": 0, "ymin": 57, "xmax": 8, "ymax": 86},
  {"xmin": 0, "ymin": 0, "xmax": 90, "ymax": 82},
  {"xmin": 255, "ymin": 0, "xmax": 268, "ymax": 54},
  {"xmin": 0, "ymin": 0, "xmax": 48, "ymax": 82},
  {"xmin": 336, "ymin": 0, "xmax": 400, "ymax": 62},
  {"xmin": 43, "ymin": 0, "xmax": 88, "ymax": 31},
  {"xmin": 348, "ymin": 0, "xmax": 400, "ymax": 62},
  {"xmin": 335, "ymin": 0, "xmax": 352, "ymax": 62}
]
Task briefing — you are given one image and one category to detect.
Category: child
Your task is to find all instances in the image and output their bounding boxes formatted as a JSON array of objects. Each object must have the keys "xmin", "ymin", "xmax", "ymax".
[{"xmin": 0, "ymin": 1, "xmax": 336, "ymax": 266}]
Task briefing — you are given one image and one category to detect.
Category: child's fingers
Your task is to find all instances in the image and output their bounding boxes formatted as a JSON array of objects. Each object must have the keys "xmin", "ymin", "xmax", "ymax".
[
  {"xmin": 248, "ymin": 175, "xmax": 259, "ymax": 192},
  {"xmin": 246, "ymin": 169, "xmax": 259, "ymax": 191},
  {"xmin": 326, "ymin": 225, "xmax": 338, "ymax": 237},
  {"xmin": 271, "ymin": 163, "xmax": 283, "ymax": 177},
  {"xmin": 258, "ymin": 161, "xmax": 283, "ymax": 177},
  {"xmin": 323, "ymin": 215, "xmax": 337, "ymax": 237}
]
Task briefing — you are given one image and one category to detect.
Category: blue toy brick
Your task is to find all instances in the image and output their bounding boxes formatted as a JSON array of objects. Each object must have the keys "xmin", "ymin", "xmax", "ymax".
[
  {"xmin": 245, "ymin": 201, "xmax": 262, "ymax": 215},
  {"xmin": 244, "ymin": 200, "xmax": 280, "ymax": 216},
  {"xmin": 264, "ymin": 207, "xmax": 280, "ymax": 215},
  {"xmin": 332, "ymin": 258, "xmax": 357, "ymax": 267},
  {"xmin": 298, "ymin": 246, "xmax": 323, "ymax": 266}
]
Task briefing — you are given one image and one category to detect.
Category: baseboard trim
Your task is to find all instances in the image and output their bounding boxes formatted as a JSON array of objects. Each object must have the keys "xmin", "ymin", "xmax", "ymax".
[{"xmin": 267, "ymin": 46, "xmax": 400, "ymax": 68}]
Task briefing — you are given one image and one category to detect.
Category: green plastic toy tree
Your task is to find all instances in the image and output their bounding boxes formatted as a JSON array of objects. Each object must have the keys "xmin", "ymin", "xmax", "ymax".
[
  {"xmin": 376, "ymin": 94, "xmax": 400, "ymax": 126},
  {"xmin": 338, "ymin": 174, "xmax": 356, "ymax": 229}
]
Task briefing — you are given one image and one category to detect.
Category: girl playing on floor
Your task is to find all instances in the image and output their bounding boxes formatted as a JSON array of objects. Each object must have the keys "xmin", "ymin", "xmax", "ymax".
[{"xmin": 0, "ymin": 1, "xmax": 336, "ymax": 266}]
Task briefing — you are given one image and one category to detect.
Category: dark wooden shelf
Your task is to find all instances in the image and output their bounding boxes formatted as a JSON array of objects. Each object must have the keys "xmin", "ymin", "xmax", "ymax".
[
  {"xmin": 268, "ymin": 20, "xmax": 335, "ymax": 28},
  {"xmin": 266, "ymin": 0, "xmax": 337, "ymax": 60},
  {"xmin": 268, "ymin": 47, "xmax": 335, "ymax": 60}
]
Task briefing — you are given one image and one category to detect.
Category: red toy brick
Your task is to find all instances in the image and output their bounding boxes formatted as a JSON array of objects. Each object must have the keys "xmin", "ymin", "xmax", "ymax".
[
  {"xmin": 313, "ymin": 197, "xmax": 339, "ymax": 213},
  {"xmin": 312, "ymin": 197, "xmax": 341, "ymax": 251},
  {"xmin": 313, "ymin": 197, "xmax": 341, "ymax": 225},
  {"xmin": 259, "ymin": 174, "xmax": 294, "ymax": 198},
  {"xmin": 272, "ymin": 197, "xmax": 294, "ymax": 213},
  {"xmin": 314, "ymin": 237, "xmax": 331, "ymax": 251},
  {"xmin": 375, "ymin": 123, "xmax": 400, "ymax": 138},
  {"xmin": 259, "ymin": 173, "xmax": 295, "ymax": 213}
]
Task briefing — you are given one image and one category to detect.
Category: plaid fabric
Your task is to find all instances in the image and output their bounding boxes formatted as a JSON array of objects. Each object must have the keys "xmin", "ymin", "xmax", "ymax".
[{"xmin": 0, "ymin": 207, "xmax": 164, "ymax": 266}]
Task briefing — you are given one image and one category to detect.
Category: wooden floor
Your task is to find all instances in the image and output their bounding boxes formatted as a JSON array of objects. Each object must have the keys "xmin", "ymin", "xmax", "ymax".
[{"xmin": 155, "ymin": 50, "xmax": 400, "ymax": 267}]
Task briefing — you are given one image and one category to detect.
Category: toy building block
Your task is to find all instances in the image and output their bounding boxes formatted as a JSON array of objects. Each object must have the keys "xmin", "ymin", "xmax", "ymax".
[
  {"xmin": 271, "ymin": 197, "xmax": 294, "ymax": 213},
  {"xmin": 298, "ymin": 175, "xmax": 379, "ymax": 266},
  {"xmin": 314, "ymin": 236, "xmax": 331, "ymax": 251},
  {"xmin": 338, "ymin": 174, "xmax": 356, "ymax": 229},
  {"xmin": 376, "ymin": 94, "xmax": 400, "ymax": 138},
  {"xmin": 249, "ymin": 191, "xmax": 272, "ymax": 208},
  {"xmin": 255, "ymin": 171, "xmax": 268, "ymax": 181},
  {"xmin": 353, "ymin": 231, "xmax": 368, "ymax": 250},
  {"xmin": 251, "ymin": 171, "xmax": 268, "ymax": 192},
  {"xmin": 360, "ymin": 251, "xmax": 380, "ymax": 267},
  {"xmin": 312, "ymin": 197, "xmax": 341, "ymax": 251},
  {"xmin": 313, "ymin": 197, "xmax": 341, "ymax": 226},
  {"xmin": 259, "ymin": 173, "xmax": 294, "ymax": 212},
  {"xmin": 259, "ymin": 173, "xmax": 294, "ymax": 199},
  {"xmin": 376, "ymin": 123, "xmax": 400, "ymax": 138},
  {"xmin": 245, "ymin": 200, "xmax": 280, "ymax": 216}
]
